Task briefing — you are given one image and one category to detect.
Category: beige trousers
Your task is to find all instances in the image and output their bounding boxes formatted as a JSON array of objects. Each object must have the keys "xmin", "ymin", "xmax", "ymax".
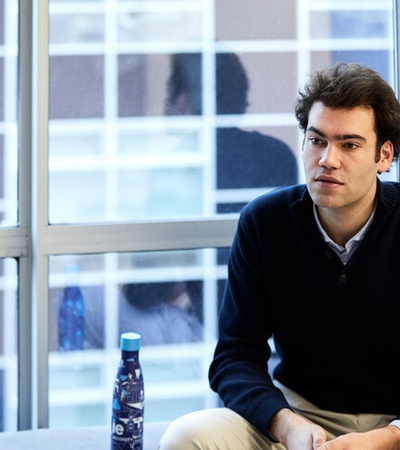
[{"xmin": 157, "ymin": 382, "xmax": 394, "ymax": 449}]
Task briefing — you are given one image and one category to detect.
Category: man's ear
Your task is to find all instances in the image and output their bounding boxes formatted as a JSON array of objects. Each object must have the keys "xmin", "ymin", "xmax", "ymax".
[{"xmin": 377, "ymin": 140, "xmax": 394, "ymax": 173}]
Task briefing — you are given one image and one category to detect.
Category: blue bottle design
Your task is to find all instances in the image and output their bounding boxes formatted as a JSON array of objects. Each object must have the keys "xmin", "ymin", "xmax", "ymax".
[
  {"xmin": 111, "ymin": 332, "xmax": 145, "ymax": 450},
  {"xmin": 58, "ymin": 264, "xmax": 85, "ymax": 351}
]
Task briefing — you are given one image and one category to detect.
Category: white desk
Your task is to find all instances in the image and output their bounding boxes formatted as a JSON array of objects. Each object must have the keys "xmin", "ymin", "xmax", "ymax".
[{"xmin": 0, "ymin": 422, "xmax": 170, "ymax": 450}]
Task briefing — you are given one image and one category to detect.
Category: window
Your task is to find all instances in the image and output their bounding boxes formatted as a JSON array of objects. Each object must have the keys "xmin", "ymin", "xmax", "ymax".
[
  {"xmin": 0, "ymin": 258, "xmax": 17, "ymax": 430},
  {"xmin": 47, "ymin": 250, "xmax": 223, "ymax": 427},
  {"xmin": 0, "ymin": 0, "xmax": 19, "ymax": 432},
  {"xmin": 0, "ymin": 0, "xmax": 398, "ymax": 431}
]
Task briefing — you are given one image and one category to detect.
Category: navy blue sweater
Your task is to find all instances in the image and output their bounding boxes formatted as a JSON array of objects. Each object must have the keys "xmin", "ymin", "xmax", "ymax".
[{"xmin": 209, "ymin": 180, "xmax": 400, "ymax": 438}]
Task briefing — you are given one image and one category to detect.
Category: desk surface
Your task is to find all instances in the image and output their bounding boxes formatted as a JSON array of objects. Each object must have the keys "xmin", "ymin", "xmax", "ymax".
[{"xmin": 0, "ymin": 422, "xmax": 169, "ymax": 450}]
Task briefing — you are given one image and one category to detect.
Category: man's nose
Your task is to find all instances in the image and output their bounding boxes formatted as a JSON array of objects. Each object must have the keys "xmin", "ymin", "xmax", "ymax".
[{"xmin": 319, "ymin": 143, "xmax": 340, "ymax": 169}]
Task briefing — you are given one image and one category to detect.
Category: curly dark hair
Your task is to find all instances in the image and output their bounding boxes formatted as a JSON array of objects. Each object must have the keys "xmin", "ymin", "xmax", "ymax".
[{"xmin": 295, "ymin": 62, "xmax": 400, "ymax": 161}]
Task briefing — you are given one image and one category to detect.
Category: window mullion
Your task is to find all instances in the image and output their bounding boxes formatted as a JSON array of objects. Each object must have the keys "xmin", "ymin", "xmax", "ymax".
[
  {"xmin": 17, "ymin": 0, "xmax": 33, "ymax": 431},
  {"xmin": 31, "ymin": 0, "xmax": 50, "ymax": 430}
]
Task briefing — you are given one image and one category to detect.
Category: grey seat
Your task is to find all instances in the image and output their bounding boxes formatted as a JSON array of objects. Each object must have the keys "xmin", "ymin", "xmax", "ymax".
[{"xmin": 0, "ymin": 421, "xmax": 170, "ymax": 450}]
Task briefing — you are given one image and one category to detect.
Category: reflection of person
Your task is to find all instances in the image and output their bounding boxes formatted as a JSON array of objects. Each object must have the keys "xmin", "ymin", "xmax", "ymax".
[
  {"xmin": 165, "ymin": 53, "xmax": 298, "ymax": 211},
  {"xmin": 119, "ymin": 281, "xmax": 203, "ymax": 345},
  {"xmin": 158, "ymin": 62, "xmax": 400, "ymax": 449}
]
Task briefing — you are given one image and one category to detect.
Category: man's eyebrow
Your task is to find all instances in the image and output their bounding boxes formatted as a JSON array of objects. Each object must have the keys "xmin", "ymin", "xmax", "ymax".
[
  {"xmin": 306, "ymin": 126, "xmax": 366, "ymax": 142},
  {"xmin": 307, "ymin": 126, "xmax": 325, "ymax": 137}
]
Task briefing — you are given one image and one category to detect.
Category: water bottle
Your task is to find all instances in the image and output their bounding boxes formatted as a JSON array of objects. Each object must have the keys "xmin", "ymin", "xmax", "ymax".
[
  {"xmin": 111, "ymin": 332, "xmax": 145, "ymax": 450},
  {"xmin": 58, "ymin": 264, "xmax": 85, "ymax": 351}
]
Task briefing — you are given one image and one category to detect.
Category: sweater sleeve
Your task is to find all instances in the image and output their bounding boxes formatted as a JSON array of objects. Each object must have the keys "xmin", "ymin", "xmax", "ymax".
[{"xmin": 208, "ymin": 206, "xmax": 291, "ymax": 437}]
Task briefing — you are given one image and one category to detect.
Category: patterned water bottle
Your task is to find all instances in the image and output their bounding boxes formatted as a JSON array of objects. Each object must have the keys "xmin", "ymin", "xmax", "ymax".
[{"xmin": 111, "ymin": 332, "xmax": 145, "ymax": 450}]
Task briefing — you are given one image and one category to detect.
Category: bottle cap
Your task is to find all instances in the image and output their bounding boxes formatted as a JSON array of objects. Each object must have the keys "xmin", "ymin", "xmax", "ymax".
[{"xmin": 120, "ymin": 332, "xmax": 141, "ymax": 351}]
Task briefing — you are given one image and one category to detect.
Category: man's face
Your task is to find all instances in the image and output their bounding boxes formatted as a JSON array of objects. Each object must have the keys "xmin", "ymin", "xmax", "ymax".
[{"xmin": 302, "ymin": 101, "xmax": 393, "ymax": 212}]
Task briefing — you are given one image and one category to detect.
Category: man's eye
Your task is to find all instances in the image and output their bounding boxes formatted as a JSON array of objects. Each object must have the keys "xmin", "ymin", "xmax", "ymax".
[
  {"xmin": 343, "ymin": 143, "xmax": 358, "ymax": 149},
  {"xmin": 309, "ymin": 137, "xmax": 322, "ymax": 145}
]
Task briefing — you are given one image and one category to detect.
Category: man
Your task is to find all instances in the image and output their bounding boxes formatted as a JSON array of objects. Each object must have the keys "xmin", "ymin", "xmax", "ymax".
[{"xmin": 158, "ymin": 62, "xmax": 400, "ymax": 449}]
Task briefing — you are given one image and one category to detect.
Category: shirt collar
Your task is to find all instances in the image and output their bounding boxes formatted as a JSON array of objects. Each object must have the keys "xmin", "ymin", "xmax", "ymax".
[{"xmin": 313, "ymin": 203, "xmax": 376, "ymax": 253}]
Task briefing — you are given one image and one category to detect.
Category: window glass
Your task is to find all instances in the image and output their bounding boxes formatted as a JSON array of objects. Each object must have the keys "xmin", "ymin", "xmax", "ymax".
[
  {"xmin": 215, "ymin": 0, "xmax": 297, "ymax": 40},
  {"xmin": 0, "ymin": 258, "xmax": 18, "ymax": 431},
  {"xmin": 49, "ymin": 13, "xmax": 104, "ymax": 44},
  {"xmin": 310, "ymin": 10, "xmax": 390, "ymax": 40},
  {"xmin": 117, "ymin": 11, "xmax": 202, "ymax": 42},
  {"xmin": 47, "ymin": 0, "xmax": 301, "ymax": 224},
  {"xmin": 47, "ymin": 0, "xmax": 396, "ymax": 225},
  {"xmin": 0, "ymin": 0, "xmax": 19, "ymax": 429},
  {"xmin": 0, "ymin": 0, "xmax": 17, "ymax": 227},
  {"xmin": 48, "ymin": 250, "xmax": 226, "ymax": 427}
]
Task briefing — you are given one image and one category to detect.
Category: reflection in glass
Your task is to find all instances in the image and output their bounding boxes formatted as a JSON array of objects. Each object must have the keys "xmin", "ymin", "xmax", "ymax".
[
  {"xmin": 164, "ymin": 52, "xmax": 298, "ymax": 212},
  {"xmin": 120, "ymin": 281, "xmax": 203, "ymax": 345},
  {"xmin": 116, "ymin": 167, "xmax": 203, "ymax": 219},
  {"xmin": 48, "ymin": 20, "xmax": 300, "ymax": 224},
  {"xmin": 49, "ymin": 55, "xmax": 104, "ymax": 120},
  {"xmin": 332, "ymin": 10, "xmax": 389, "ymax": 39},
  {"xmin": 48, "ymin": 250, "xmax": 225, "ymax": 427},
  {"xmin": 49, "ymin": 13, "xmax": 104, "ymax": 44},
  {"xmin": 310, "ymin": 10, "xmax": 390, "ymax": 40},
  {"xmin": 46, "ymin": 0, "xmax": 396, "ymax": 224},
  {"xmin": 215, "ymin": 0, "xmax": 297, "ymax": 41},
  {"xmin": 118, "ymin": 11, "xmax": 202, "ymax": 42},
  {"xmin": 118, "ymin": 130, "xmax": 200, "ymax": 156}
]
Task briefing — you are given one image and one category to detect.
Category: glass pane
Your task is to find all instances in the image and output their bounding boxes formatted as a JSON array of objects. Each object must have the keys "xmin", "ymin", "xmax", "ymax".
[
  {"xmin": 47, "ymin": 0, "xmax": 301, "ymax": 224},
  {"xmin": 118, "ymin": 11, "xmax": 202, "ymax": 42},
  {"xmin": 216, "ymin": 0, "xmax": 297, "ymax": 40},
  {"xmin": 0, "ymin": 0, "xmax": 18, "ymax": 227},
  {"xmin": 310, "ymin": 10, "xmax": 390, "ymax": 40},
  {"xmin": 47, "ymin": 0, "xmax": 396, "ymax": 224},
  {"xmin": 0, "ymin": 258, "xmax": 18, "ymax": 431},
  {"xmin": 48, "ymin": 250, "xmax": 227, "ymax": 428},
  {"xmin": 50, "ymin": 13, "xmax": 104, "ymax": 44}
]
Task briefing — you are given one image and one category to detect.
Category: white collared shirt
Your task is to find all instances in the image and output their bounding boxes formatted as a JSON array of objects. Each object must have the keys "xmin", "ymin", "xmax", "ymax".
[{"xmin": 313, "ymin": 204, "xmax": 376, "ymax": 265}]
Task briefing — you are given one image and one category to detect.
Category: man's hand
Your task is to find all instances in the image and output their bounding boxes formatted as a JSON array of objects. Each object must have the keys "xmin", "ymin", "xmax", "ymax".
[
  {"xmin": 269, "ymin": 408, "xmax": 327, "ymax": 449},
  {"xmin": 316, "ymin": 426, "xmax": 400, "ymax": 450}
]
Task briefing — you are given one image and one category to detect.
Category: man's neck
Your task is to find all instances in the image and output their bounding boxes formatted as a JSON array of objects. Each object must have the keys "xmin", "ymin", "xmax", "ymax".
[{"xmin": 316, "ymin": 203, "xmax": 375, "ymax": 247}]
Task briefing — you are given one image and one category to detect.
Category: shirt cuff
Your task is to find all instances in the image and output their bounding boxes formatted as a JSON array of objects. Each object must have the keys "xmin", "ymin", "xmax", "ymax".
[{"xmin": 389, "ymin": 419, "xmax": 400, "ymax": 430}]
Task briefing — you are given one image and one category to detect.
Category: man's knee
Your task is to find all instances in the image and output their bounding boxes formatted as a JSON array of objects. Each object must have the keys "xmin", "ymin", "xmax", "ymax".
[
  {"xmin": 157, "ymin": 407, "xmax": 268, "ymax": 450},
  {"xmin": 157, "ymin": 409, "xmax": 210, "ymax": 450}
]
